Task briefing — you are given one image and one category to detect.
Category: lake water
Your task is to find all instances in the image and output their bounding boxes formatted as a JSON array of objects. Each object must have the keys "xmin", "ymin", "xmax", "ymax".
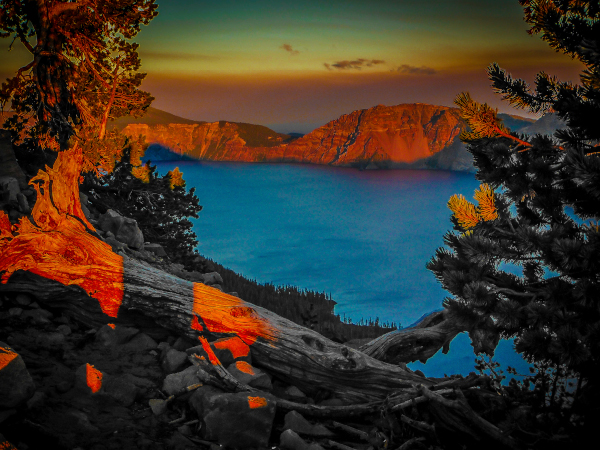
[{"xmin": 155, "ymin": 161, "xmax": 529, "ymax": 377}]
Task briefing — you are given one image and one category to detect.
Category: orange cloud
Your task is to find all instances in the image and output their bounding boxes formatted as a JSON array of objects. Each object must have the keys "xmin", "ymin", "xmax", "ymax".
[
  {"xmin": 280, "ymin": 43, "xmax": 299, "ymax": 55},
  {"xmin": 325, "ymin": 58, "xmax": 385, "ymax": 70},
  {"xmin": 393, "ymin": 64, "xmax": 437, "ymax": 75}
]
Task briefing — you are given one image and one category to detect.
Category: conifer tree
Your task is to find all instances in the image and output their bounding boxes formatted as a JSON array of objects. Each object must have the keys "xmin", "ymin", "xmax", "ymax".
[{"xmin": 427, "ymin": 0, "xmax": 600, "ymax": 423}]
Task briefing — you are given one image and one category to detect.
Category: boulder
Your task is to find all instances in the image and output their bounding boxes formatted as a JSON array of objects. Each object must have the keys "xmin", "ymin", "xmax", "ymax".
[
  {"xmin": 116, "ymin": 217, "xmax": 144, "ymax": 250},
  {"xmin": 202, "ymin": 272, "xmax": 223, "ymax": 286},
  {"xmin": 98, "ymin": 209, "xmax": 125, "ymax": 236},
  {"xmin": 280, "ymin": 429, "xmax": 326, "ymax": 450},
  {"xmin": 227, "ymin": 361, "xmax": 272, "ymax": 391},
  {"xmin": 14, "ymin": 293, "xmax": 32, "ymax": 306},
  {"xmin": 95, "ymin": 324, "xmax": 139, "ymax": 347},
  {"xmin": 188, "ymin": 385, "xmax": 226, "ymax": 418},
  {"xmin": 35, "ymin": 332, "xmax": 67, "ymax": 351},
  {"xmin": 283, "ymin": 411, "xmax": 334, "ymax": 438},
  {"xmin": 0, "ymin": 342, "xmax": 35, "ymax": 408},
  {"xmin": 144, "ymin": 243, "xmax": 167, "ymax": 257},
  {"xmin": 161, "ymin": 348, "xmax": 188, "ymax": 373},
  {"xmin": 162, "ymin": 365, "xmax": 203, "ymax": 396},
  {"xmin": 16, "ymin": 192, "xmax": 29, "ymax": 214},
  {"xmin": 197, "ymin": 391, "xmax": 276, "ymax": 449},
  {"xmin": 22, "ymin": 308, "xmax": 53, "ymax": 325},
  {"xmin": 0, "ymin": 176, "xmax": 20, "ymax": 203},
  {"xmin": 102, "ymin": 374, "xmax": 140, "ymax": 406},
  {"xmin": 120, "ymin": 333, "xmax": 158, "ymax": 353}
]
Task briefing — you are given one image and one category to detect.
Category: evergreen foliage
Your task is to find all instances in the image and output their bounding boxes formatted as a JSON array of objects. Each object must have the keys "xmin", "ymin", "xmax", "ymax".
[{"xmin": 428, "ymin": 0, "xmax": 600, "ymax": 427}]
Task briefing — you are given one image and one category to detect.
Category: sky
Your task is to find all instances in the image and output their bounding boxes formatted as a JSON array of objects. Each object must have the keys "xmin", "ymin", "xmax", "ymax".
[{"xmin": 0, "ymin": 0, "xmax": 583, "ymax": 133}]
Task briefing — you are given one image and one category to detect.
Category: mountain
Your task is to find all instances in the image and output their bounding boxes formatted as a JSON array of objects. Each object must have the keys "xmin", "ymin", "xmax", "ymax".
[
  {"xmin": 122, "ymin": 104, "xmax": 473, "ymax": 168},
  {"xmin": 519, "ymin": 113, "xmax": 565, "ymax": 135}
]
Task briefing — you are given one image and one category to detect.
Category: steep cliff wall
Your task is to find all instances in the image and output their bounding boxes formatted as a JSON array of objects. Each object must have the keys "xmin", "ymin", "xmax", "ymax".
[{"xmin": 122, "ymin": 103, "xmax": 466, "ymax": 167}]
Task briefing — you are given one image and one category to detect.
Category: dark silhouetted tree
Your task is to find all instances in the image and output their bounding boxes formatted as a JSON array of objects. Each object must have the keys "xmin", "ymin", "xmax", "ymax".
[{"xmin": 427, "ymin": 0, "xmax": 600, "ymax": 429}]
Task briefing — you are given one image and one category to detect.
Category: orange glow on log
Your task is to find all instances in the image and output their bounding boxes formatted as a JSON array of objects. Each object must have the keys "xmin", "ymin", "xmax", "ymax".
[
  {"xmin": 192, "ymin": 283, "xmax": 277, "ymax": 345},
  {"xmin": 0, "ymin": 440, "xmax": 18, "ymax": 450},
  {"xmin": 86, "ymin": 363, "xmax": 103, "ymax": 393},
  {"xmin": 190, "ymin": 315, "xmax": 204, "ymax": 331},
  {"xmin": 247, "ymin": 396, "xmax": 268, "ymax": 409},
  {"xmin": 235, "ymin": 361, "xmax": 255, "ymax": 375},
  {"xmin": 0, "ymin": 146, "xmax": 124, "ymax": 318},
  {"xmin": 108, "ymin": 323, "xmax": 116, "ymax": 329},
  {"xmin": 198, "ymin": 336, "xmax": 222, "ymax": 366},
  {"xmin": 0, "ymin": 346, "xmax": 18, "ymax": 371},
  {"xmin": 214, "ymin": 337, "xmax": 250, "ymax": 359}
]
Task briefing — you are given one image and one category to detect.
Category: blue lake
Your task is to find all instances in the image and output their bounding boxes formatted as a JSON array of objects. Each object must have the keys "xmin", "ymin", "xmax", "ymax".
[{"xmin": 155, "ymin": 161, "xmax": 529, "ymax": 377}]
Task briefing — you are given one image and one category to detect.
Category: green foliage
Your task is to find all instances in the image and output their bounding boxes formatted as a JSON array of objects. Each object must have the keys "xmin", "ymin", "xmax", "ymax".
[
  {"xmin": 428, "ymin": 0, "xmax": 600, "ymax": 426},
  {"xmin": 83, "ymin": 141, "xmax": 203, "ymax": 265}
]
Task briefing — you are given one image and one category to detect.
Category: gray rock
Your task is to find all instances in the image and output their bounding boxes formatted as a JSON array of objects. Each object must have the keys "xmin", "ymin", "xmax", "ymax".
[
  {"xmin": 162, "ymin": 366, "xmax": 202, "ymax": 396},
  {"xmin": 65, "ymin": 409, "xmax": 100, "ymax": 434},
  {"xmin": 116, "ymin": 217, "xmax": 144, "ymax": 250},
  {"xmin": 280, "ymin": 429, "xmax": 326, "ymax": 450},
  {"xmin": 35, "ymin": 332, "xmax": 66, "ymax": 350},
  {"xmin": 22, "ymin": 308, "xmax": 53, "ymax": 325},
  {"xmin": 198, "ymin": 391, "xmax": 276, "ymax": 449},
  {"xmin": 283, "ymin": 410, "xmax": 334, "ymax": 438},
  {"xmin": 95, "ymin": 324, "xmax": 139, "ymax": 347},
  {"xmin": 202, "ymin": 272, "xmax": 223, "ymax": 286},
  {"xmin": 188, "ymin": 385, "xmax": 226, "ymax": 418},
  {"xmin": 285, "ymin": 385, "xmax": 307, "ymax": 399},
  {"xmin": 26, "ymin": 391, "xmax": 46, "ymax": 410},
  {"xmin": 98, "ymin": 209, "xmax": 124, "ymax": 235},
  {"xmin": 210, "ymin": 284, "xmax": 223, "ymax": 292},
  {"xmin": 0, "ymin": 176, "xmax": 20, "ymax": 202},
  {"xmin": 104, "ymin": 235, "xmax": 126, "ymax": 253},
  {"xmin": 227, "ymin": 361, "xmax": 272, "ymax": 391},
  {"xmin": 172, "ymin": 336, "xmax": 196, "ymax": 352},
  {"xmin": 56, "ymin": 324, "xmax": 72, "ymax": 336},
  {"xmin": 144, "ymin": 243, "xmax": 167, "ymax": 257},
  {"xmin": 120, "ymin": 332, "xmax": 158, "ymax": 353},
  {"xmin": 0, "ymin": 342, "xmax": 35, "ymax": 408},
  {"xmin": 103, "ymin": 374, "xmax": 140, "ymax": 406},
  {"xmin": 8, "ymin": 307, "xmax": 23, "ymax": 317},
  {"xmin": 14, "ymin": 293, "xmax": 32, "ymax": 306},
  {"xmin": 16, "ymin": 192, "xmax": 29, "ymax": 214},
  {"xmin": 161, "ymin": 348, "xmax": 188, "ymax": 373}
]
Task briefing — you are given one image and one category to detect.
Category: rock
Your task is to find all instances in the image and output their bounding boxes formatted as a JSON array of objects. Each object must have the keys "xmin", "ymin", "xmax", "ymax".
[
  {"xmin": 98, "ymin": 209, "xmax": 144, "ymax": 249},
  {"xmin": 227, "ymin": 361, "xmax": 272, "ymax": 391},
  {"xmin": 14, "ymin": 293, "xmax": 32, "ymax": 306},
  {"xmin": 202, "ymin": 272, "xmax": 223, "ymax": 286},
  {"xmin": 116, "ymin": 217, "xmax": 144, "ymax": 250},
  {"xmin": 280, "ymin": 429, "xmax": 326, "ymax": 450},
  {"xmin": 162, "ymin": 366, "xmax": 202, "ymax": 396},
  {"xmin": 56, "ymin": 324, "xmax": 72, "ymax": 336},
  {"xmin": 283, "ymin": 411, "xmax": 334, "ymax": 438},
  {"xmin": 210, "ymin": 284, "xmax": 223, "ymax": 292},
  {"xmin": 0, "ymin": 342, "xmax": 35, "ymax": 408},
  {"xmin": 95, "ymin": 324, "xmax": 139, "ymax": 347},
  {"xmin": 0, "ymin": 176, "xmax": 20, "ymax": 203},
  {"xmin": 56, "ymin": 380, "xmax": 73, "ymax": 393},
  {"xmin": 8, "ymin": 307, "xmax": 22, "ymax": 317},
  {"xmin": 0, "ymin": 131, "xmax": 27, "ymax": 188},
  {"xmin": 165, "ymin": 431, "xmax": 195, "ymax": 450},
  {"xmin": 120, "ymin": 373, "xmax": 156, "ymax": 390},
  {"xmin": 65, "ymin": 409, "xmax": 100, "ymax": 434},
  {"xmin": 103, "ymin": 374, "xmax": 140, "ymax": 406},
  {"xmin": 188, "ymin": 385, "xmax": 226, "ymax": 418},
  {"xmin": 104, "ymin": 235, "xmax": 127, "ymax": 253},
  {"xmin": 199, "ymin": 391, "xmax": 276, "ymax": 449},
  {"xmin": 161, "ymin": 348, "xmax": 188, "ymax": 373},
  {"xmin": 16, "ymin": 192, "xmax": 29, "ymax": 214},
  {"xmin": 98, "ymin": 209, "xmax": 125, "ymax": 236},
  {"xmin": 35, "ymin": 332, "xmax": 66, "ymax": 350},
  {"xmin": 172, "ymin": 336, "xmax": 196, "ymax": 352},
  {"xmin": 21, "ymin": 308, "xmax": 53, "ymax": 325},
  {"xmin": 144, "ymin": 243, "xmax": 167, "ymax": 257},
  {"xmin": 26, "ymin": 391, "xmax": 46, "ymax": 410},
  {"xmin": 120, "ymin": 332, "xmax": 158, "ymax": 353},
  {"xmin": 285, "ymin": 385, "xmax": 307, "ymax": 400}
]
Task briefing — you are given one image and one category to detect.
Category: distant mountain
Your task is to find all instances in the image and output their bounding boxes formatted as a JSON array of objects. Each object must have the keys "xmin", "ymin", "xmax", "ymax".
[
  {"xmin": 111, "ymin": 107, "xmax": 202, "ymax": 129},
  {"xmin": 497, "ymin": 113, "xmax": 536, "ymax": 131},
  {"xmin": 122, "ymin": 103, "xmax": 471, "ymax": 168},
  {"xmin": 519, "ymin": 113, "xmax": 565, "ymax": 135}
]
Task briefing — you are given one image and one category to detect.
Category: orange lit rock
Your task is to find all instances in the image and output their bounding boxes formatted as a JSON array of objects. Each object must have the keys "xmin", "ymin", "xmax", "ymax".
[
  {"xmin": 213, "ymin": 336, "xmax": 251, "ymax": 361},
  {"xmin": 235, "ymin": 361, "xmax": 255, "ymax": 375},
  {"xmin": 0, "ymin": 146, "xmax": 124, "ymax": 318},
  {"xmin": 86, "ymin": 363, "xmax": 103, "ymax": 393},
  {"xmin": 190, "ymin": 315, "xmax": 204, "ymax": 332},
  {"xmin": 247, "ymin": 396, "xmax": 268, "ymax": 409},
  {"xmin": 192, "ymin": 283, "xmax": 277, "ymax": 345},
  {"xmin": 108, "ymin": 323, "xmax": 116, "ymax": 329},
  {"xmin": 0, "ymin": 345, "xmax": 17, "ymax": 371},
  {"xmin": 0, "ymin": 440, "xmax": 19, "ymax": 450}
]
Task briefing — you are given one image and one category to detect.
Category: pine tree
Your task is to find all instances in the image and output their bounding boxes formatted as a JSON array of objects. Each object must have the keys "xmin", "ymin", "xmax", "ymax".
[{"xmin": 427, "ymin": 0, "xmax": 600, "ymax": 425}]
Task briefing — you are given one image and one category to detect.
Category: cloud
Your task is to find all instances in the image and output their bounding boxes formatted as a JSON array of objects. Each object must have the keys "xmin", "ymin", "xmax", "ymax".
[
  {"xmin": 393, "ymin": 64, "xmax": 438, "ymax": 75},
  {"xmin": 280, "ymin": 44, "xmax": 299, "ymax": 55},
  {"xmin": 324, "ymin": 58, "xmax": 385, "ymax": 70}
]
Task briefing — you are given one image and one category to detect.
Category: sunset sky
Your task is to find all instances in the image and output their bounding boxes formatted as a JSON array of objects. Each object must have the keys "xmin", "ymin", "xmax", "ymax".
[{"xmin": 0, "ymin": 0, "xmax": 583, "ymax": 133}]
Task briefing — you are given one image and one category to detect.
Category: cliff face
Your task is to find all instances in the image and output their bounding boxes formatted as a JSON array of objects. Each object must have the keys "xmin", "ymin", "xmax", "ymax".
[{"xmin": 123, "ymin": 104, "xmax": 465, "ymax": 167}]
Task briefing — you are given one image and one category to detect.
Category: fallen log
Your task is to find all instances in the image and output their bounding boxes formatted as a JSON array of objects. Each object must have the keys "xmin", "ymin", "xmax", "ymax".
[{"xmin": 0, "ymin": 145, "xmax": 470, "ymax": 404}]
